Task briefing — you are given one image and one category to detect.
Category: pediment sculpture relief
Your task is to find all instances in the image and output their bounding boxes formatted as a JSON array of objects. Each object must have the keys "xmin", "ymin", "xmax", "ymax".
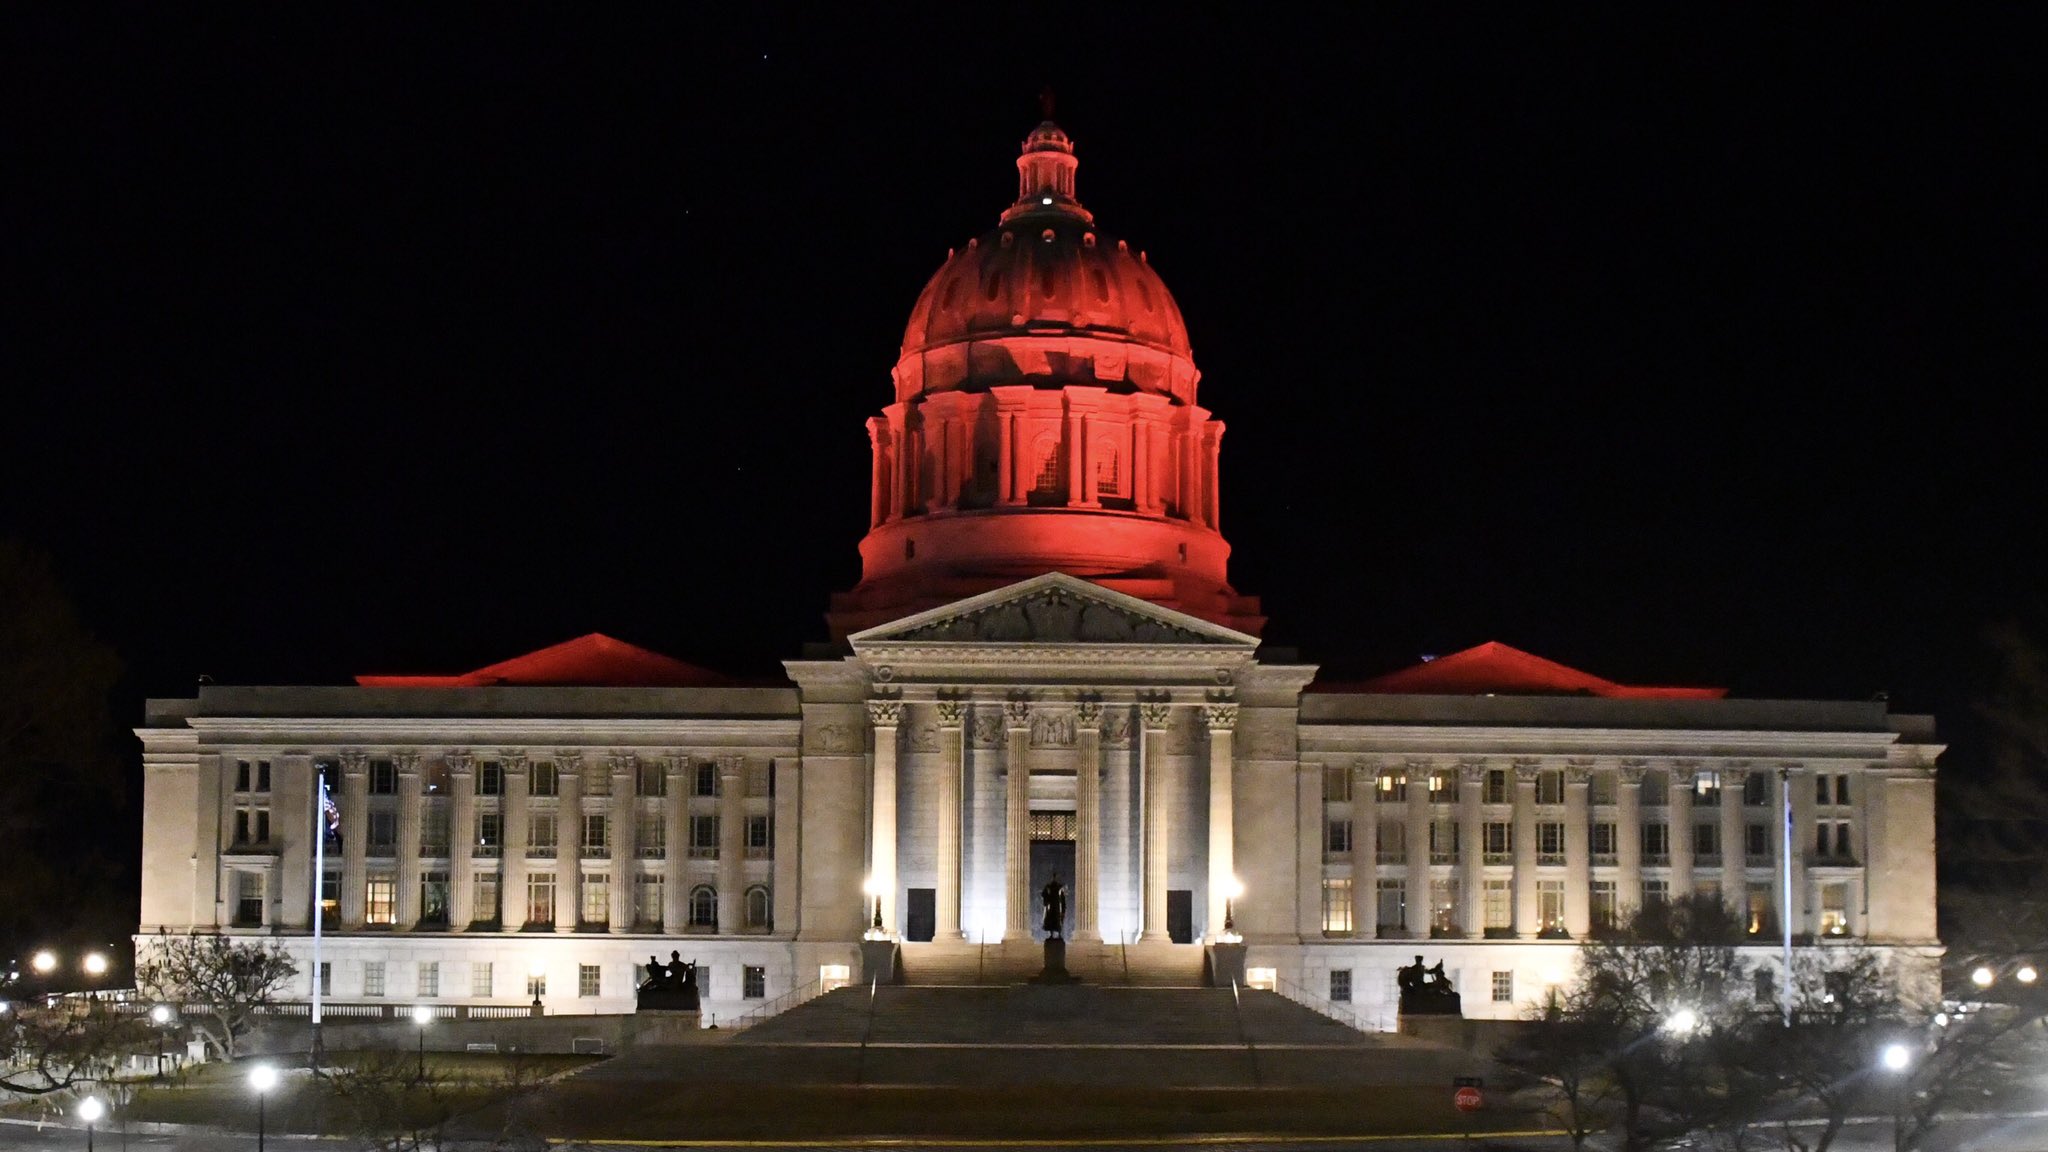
[{"xmin": 891, "ymin": 586, "xmax": 1215, "ymax": 645}]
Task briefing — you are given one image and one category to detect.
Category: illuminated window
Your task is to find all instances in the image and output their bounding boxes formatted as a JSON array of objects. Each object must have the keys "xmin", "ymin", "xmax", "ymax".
[
  {"xmin": 526, "ymin": 874, "xmax": 555, "ymax": 925},
  {"xmin": 1320, "ymin": 877, "xmax": 1353, "ymax": 935},
  {"xmin": 1484, "ymin": 880, "xmax": 1511, "ymax": 931},
  {"xmin": 474, "ymin": 874, "xmax": 499, "ymax": 923},
  {"xmin": 1378, "ymin": 772, "xmax": 1404, "ymax": 800},
  {"xmin": 1537, "ymin": 881, "xmax": 1566, "ymax": 935},
  {"xmin": 419, "ymin": 872, "xmax": 449, "ymax": 927},
  {"xmin": 582, "ymin": 874, "xmax": 609, "ymax": 925},
  {"xmin": 1819, "ymin": 884, "xmax": 1849, "ymax": 936},
  {"xmin": 1429, "ymin": 773, "xmax": 1457, "ymax": 802},
  {"xmin": 1431, "ymin": 877, "xmax": 1460, "ymax": 935},
  {"xmin": 636, "ymin": 875, "xmax": 665, "ymax": 928},
  {"xmin": 1590, "ymin": 881, "xmax": 1617, "ymax": 931},
  {"xmin": 1695, "ymin": 770, "xmax": 1721, "ymax": 804},
  {"xmin": 1246, "ymin": 967, "xmax": 1278, "ymax": 991},
  {"xmin": 1492, "ymin": 971, "xmax": 1514, "ymax": 1003},
  {"xmin": 366, "ymin": 876, "xmax": 396, "ymax": 925},
  {"xmin": 819, "ymin": 963, "xmax": 851, "ymax": 992},
  {"xmin": 1746, "ymin": 884, "xmax": 1776, "ymax": 936}
]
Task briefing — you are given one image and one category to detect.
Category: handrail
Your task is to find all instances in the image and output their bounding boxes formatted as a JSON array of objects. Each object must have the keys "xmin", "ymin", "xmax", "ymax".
[
  {"xmin": 726, "ymin": 976, "xmax": 825, "ymax": 1031},
  {"xmin": 1228, "ymin": 977, "xmax": 1264, "ymax": 1086},
  {"xmin": 977, "ymin": 938, "xmax": 986, "ymax": 984},
  {"xmin": 1119, "ymin": 930, "xmax": 1131, "ymax": 985},
  {"xmin": 854, "ymin": 976, "xmax": 881, "ymax": 1086},
  {"xmin": 1270, "ymin": 975, "xmax": 1379, "ymax": 1034}
]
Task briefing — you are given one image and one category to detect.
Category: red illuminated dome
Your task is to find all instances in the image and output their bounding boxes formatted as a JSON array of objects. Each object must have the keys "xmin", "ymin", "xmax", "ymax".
[{"xmin": 828, "ymin": 119, "xmax": 1262, "ymax": 642}]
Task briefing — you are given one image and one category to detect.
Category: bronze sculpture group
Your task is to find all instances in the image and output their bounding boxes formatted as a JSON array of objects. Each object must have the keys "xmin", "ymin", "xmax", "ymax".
[
  {"xmin": 1396, "ymin": 954, "xmax": 1462, "ymax": 1015},
  {"xmin": 636, "ymin": 949, "xmax": 701, "ymax": 1011}
]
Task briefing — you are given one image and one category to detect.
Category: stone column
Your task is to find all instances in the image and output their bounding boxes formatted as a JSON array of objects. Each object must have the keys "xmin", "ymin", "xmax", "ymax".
[
  {"xmin": 868, "ymin": 699, "xmax": 902, "ymax": 936},
  {"xmin": 1564, "ymin": 764, "xmax": 1591, "ymax": 937},
  {"xmin": 448, "ymin": 754, "xmax": 475, "ymax": 928},
  {"xmin": 1459, "ymin": 762, "xmax": 1485, "ymax": 938},
  {"xmin": 1669, "ymin": 764, "xmax": 1696, "ymax": 899},
  {"xmin": 1350, "ymin": 761, "xmax": 1376, "ymax": 940},
  {"xmin": 1141, "ymin": 702, "xmax": 1172, "ymax": 941},
  {"xmin": 1203, "ymin": 701, "xmax": 1238, "ymax": 941},
  {"xmin": 772, "ymin": 757, "xmax": 800, "ymax": 934},
  {"xmin": 396, "ymin": 754, "xmax": 423, "ymax": 928},
  {"xmin": 609, "ymin": 754, "xmax": 636, "ymax": 933},
  {"xmin": 1721, "ymin": 767, "xmax": 1746, "ymax": 918},
  {"xmin": 501, "ymin": 754, "xmax": 529, "ymax": 928},
  {"xmin": 936, "ymin": 700, "xmax": 967, "ymax": 940},
  {"xmin": 1617, "ymin": 763, "xmax": 1645, "ymax": 914},
  {"xmin": 1074, "ymin": 698, "xmax": 1103, "ymax": 942},
  {"xmin": 1512, "ymin": 764, "xmax": 1538, "ymax": 939},
  {"xmin": 340, "ymin": 753, "xmax": 368, "ymax": 929},
  {"xmin": 718, "ymin": 755, "xmax": 744, "ymax": 932},
  {"xmin": 1004, "ymin": 699, "xmax": 1033, "ymax": 940},
  {"xmin": 664, "ymin": 758, "xmax": 688, "ymax": 931},
  {"xmin": 555, "ymin": 756, "xmax": 582, "ymax": 931},
  {"xmin": 1065, "ymin": 408, "xmax": 1085, "ymax": 505},
  {"xmin": 1404, "ymin": 761, "xmax": 1432, "ymax": 938}
]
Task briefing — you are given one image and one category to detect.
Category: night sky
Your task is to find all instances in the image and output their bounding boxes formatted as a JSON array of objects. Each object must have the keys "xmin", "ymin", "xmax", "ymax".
[{"xmin": 7, "ymin": 9, "xmax": 2043, "ymax": 850}]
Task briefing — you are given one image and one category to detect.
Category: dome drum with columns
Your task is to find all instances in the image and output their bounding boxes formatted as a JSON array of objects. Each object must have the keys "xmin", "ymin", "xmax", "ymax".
[{"xmin": 831, "ymin": 121, "xmax": 1261, "ymax": 641}]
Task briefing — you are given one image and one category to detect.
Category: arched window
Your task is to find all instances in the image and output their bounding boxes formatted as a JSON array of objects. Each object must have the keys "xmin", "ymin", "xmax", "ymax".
[
  {"xmin": 745, "ymin": 885, "xmax": 772, "ymax": 931},
  {"xmin": 689, "ymin": 885, "xmax": 717, "ymax": 929}
]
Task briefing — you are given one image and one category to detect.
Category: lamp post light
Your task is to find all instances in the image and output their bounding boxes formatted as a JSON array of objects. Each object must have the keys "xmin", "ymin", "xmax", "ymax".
[
  {"xmin": 149, "ymin": 1004, "xmax": 174, "ymax": 1078},
  {"xmin": 1971, "ymin": 966, "xmax": 1995, "ymax": 989},
  {"xmin": 1664, "ymin": 1007, "xmax": 1699, "ymax": 1036},
  {"xmin": 76, "ymin": 1095, "xmax": 105, "ymax": 1152},
  {"xmin": 81, "ymin": 952, "xmax": 108, "ymax": 979},
  {"xmin": 1221, "ymin": 877, "xmax": 1244, "ymax": 942},
  {"xmin": 30, "ymin": 950, "xmax": 56, "ymax": 977},
  {"xmin": 248, "ymin": 1063, "xmax": 279, "ymax": 1152},
  {"xmin": 528, "ymin": 959, "xmax": 547, "ymax": 1014},
  {"xmin": 1882, "ymin": 1042, "xmax": 1912, "ymax": 1152},
  {"xmin": 412, "ymin": 1004, "xmax": 433, "ymax": 1080},
  {"xmin": 2018, "ymin": 965, "xmax": 2038, "ymax": 985}
]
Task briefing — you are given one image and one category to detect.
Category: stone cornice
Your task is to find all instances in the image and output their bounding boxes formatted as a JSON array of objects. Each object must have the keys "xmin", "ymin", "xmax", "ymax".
[
  {"xmin": 1297, "ymin": 725, "xmax": 1904, "ymax": 761},
  {"xmin": 181, "ymin": 717, "xmax": 800, "ymax": 749}
]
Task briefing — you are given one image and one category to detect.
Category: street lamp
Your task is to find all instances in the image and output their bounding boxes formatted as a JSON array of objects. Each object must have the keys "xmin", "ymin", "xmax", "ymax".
[
  {"xmin": 1882, "ymin": 1042, "xmax": 1912, "ymax": 1152},
  {"xmin": 2019, "ymin": 965, "xmax": 2038, "ymax": 985},
  {"xmin": 81, "ymin": 952, "xmax": 109, "ymax": 979},
  {"xmin": 77, "ymin": 1095, "xmax": 104, "ymax": 1152},
  {"xmin": 149, "ymin": 1005, "xmax": 174, "ymax": 1078},
  {"xmin": 411, "ymin": 1004, "xmax": 432, "ymax": 1080},
  {"xmin": 1220, "ymin": 877, "xmax": 1244, "ymax": 942},
  {"xmin": 1665, "ymin": 1007, "xmax": 1699, "ymax": 1036},
  {"xmin": 249, "ymin": 1062, "xmax": 279, "ymax": 1152},
  {"xmin": 30, "ymin": 950, "xmax": 56, "ymax": 976},
  {"xmin": 1971, "ymin": 965, "xmax": 1995, "ymax": 989},
  {"xmin": 528, "ymin": 958, "xmax": 547, "ymax": 1012}
]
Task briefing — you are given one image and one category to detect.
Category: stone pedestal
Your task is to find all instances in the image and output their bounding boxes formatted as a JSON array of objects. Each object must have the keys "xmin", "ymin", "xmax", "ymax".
[
  {"xmin": 1208, "ymin": 942, "xmax": 1247, "ymax": 988},
  {"xmin": 860, "ymin": 939, "xmax": 899, "ymax": 986},
  {"xmin": 1030, "ymin": 938, "xmax": 1080, "ymax": 984}
]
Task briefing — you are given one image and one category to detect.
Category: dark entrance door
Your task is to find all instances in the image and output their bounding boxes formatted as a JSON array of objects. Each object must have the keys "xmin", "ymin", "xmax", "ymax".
[
  {"xmin": 905, "ymin": 887, "xmax": 936, "ymax": 942},
  {"xmin": 1028, "ymin": 839, "xmax": 1078, "ymax": 940},
  {"xmin": 1167, "ymin": 889, "xmax": 1195, "ymax": 944}
]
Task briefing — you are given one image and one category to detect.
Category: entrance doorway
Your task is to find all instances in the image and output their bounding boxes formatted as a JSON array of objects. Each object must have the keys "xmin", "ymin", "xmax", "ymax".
[
  {"xmin": 1167, "ymin": 889, "xmax": 1194, "ymax": 944},
  {"xmin": 1027, "ymin": 810, "xmax": 1078, "ymax": 940},
  {"xmin": 905, "ymin": 887, "xmax": 936, "ymax": 942}
]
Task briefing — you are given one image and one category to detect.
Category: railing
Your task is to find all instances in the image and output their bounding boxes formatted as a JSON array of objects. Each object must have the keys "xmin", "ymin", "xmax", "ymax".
[
  {"xmin": 1270, "ymin": 975, "xmax": 1378, "ymax": 1034},
  {"xmin": 688, "ymin": 847, "xmax": 719, "ymax": 859},
  {"xmin": 527, "ymin": 845, "xmax": 556, "ymax": 859},
  {"xmin": 1483, "ymin": 852, "xmax": 1511, "ymax": 865},
  {"xmin": 638, "ymin": 846, "xmax": 665, "ymax": 858},
  {"xmin": 1592, "ymin": 853, "xmax": 1618, "ymax": 867},
  {"xmin": 474, "ymin": 845, "xmax": 500, "ymax": 858},
  {"xmin": 1538, "ymin": 853, "xmax": 1565, "ymax": 866},
  {"xmin": 727, "ymin": 976, "xmax": 826, "ymax": 1031},
  {"xmin": 1697, "ymin": 853, "xmax": 1723, "ymax": 868},
  {"xmin": 1376, "ymin": 850, "xmax": 1404, "ymax": 865},
  {"xmin": 745, "ymin": 846, "xmax": 771, "ymax": 860},
  {"xmin": 1644, "ymin": 852, "xmax": 1671, "ymax": 865},
  {"xmin": 584, "ymin": 845, "xmax": 610, "ymax": 859}
]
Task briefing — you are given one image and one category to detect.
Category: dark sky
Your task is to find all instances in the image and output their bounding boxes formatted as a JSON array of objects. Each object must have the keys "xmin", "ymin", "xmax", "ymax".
[{"xmin": 7, "ymin": 9, "xmax": 2044, "ymax": 740}]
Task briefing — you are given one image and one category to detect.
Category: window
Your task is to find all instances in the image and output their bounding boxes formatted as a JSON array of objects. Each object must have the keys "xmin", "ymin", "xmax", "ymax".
[
  {"xmin": 471, "ymin": 962, "xmax": 493, "ymax": 999},
  {"xmin": 1431, "ymin": 877, "xmax": 1460, "ymax": 935},
  {"xmin": 1746, "ymin": 883, "xmax": 1776, "ymax": 936},
  {"xmin": 1491, "ymin": 971, "xmax": 1514, "ymax": 1003},
  {"xmin": 1753, "ymin": 968, "xmax": 1776, "ymax": 1005},
  {"xmin": 1323, "ymin": 765, "xmax": 1351, "ymax": 802},
  {"xmin": 690, "ymin": 815, "xmax": 720, "ymax": 859},
  {"xmin": 1590, "ymin": 822, "xmax": 1618, "ymax": 861},
  {"xmin": 695, "ymin": 762, "xmax": 718, "ymax": 797},
  {"xmin": 1819, "ymin": 883, "xmax": 1849, "ymax": 935},
  {"xmin": 369, "ymin": 810, "xmax": 398, "ymax": 854},
  {"xmin": 370, "ymin": 760, "xmax": 397, "ymax": 794},
  {"xmin": 1429, "ymin": 772, "xmax": 1457, "ymax": 802},
  {"xmin": 1744, "ymin": 772, "xmax": 1769, "ymax": 806},
  {"xmin": 1643, "ymin": 879, "xmax": 1670, "ymax": 908},
  {"xmin": 746, "ymin": 815, "xmax": 773, "ymax": 859},
  {"xmin": 637, "ymin": 760, "xmax": 667, "ymax": 797},
  {"xmin": 745, "ymin": 884, "xmax": 772, "ymax": 930},
  {"xmin": 1695, "ymin": 878, "xmax": 1721, "ymax": 906},
  {"xmin": 1483, "ymin": 822, "xmax": 1512, "ymax": 863},
  {"xmin": 583, "ymin": 875, "xmax": 610, "ymax": 925},
  {"xmin": 1590, "ymin": 881, "xmax": 1618, "ymax": 931},
  {"xmin": 1695, "ymin": 822, "xmax": 1720, "ymax": 859},
  {"xmin": 1321, "ymin": 877, "xmax": 1353, "ymax": 934},
  {"xmin": 1695, "ymin": 770, "xmax": 1721, "ymax": 805},
  {"xmin": 1817, "ymin": 773, "xmax": 1850, "ymax": 806},
  {"xmin": 527, "ymin": 873, "xmax": 556, "ymax": 925},
  {"xmin": 420, "ymin": 871, "xmax": 449, "ymax": 926},
  {"xmin": 475, "ymin": 813, "xmax": 502, "ymax": 856},
  {"xmin": 746, "ymin": 761, "xmax": 772, "ymax": 798},
  {"xmin": 234, "ymin": 805, "xmax": 271, "ymax": 846},
  {"xmin": 319, "ymin": 961, "xmax": 332, "ymax": 997},
  {"xmin": 529, "ymin": 813, "xmax": 558, "ymax": 857},
  {"xmin": 1429, "ymin": 819, "xmax": 1458, "ymax": 862},
  {"xmin": 583, "ymin": 769, "xmax": 609, "ymax": 797},
  {"xmin": 1325, "ymin": 819, "xmax": 1352, "ymax": 855},
  {"xmin": 1375, "ymin": 818, "xmax": 1405, "ymax": 863},
  {"xmin": 1589, "ymin": 771, "xmax": 1616, "ymax": 806},
  {"xmin": 689, "ymin": 885, "xmax": 718, "ymax": 928},
  {"xmin": 1536, "ymin": 822, "xmax": 1565, "ymax": 864},
  {"xmin": 1329, "ymin": 969, "xmax": 1352, "ymax": 1003},
  {"xmin": 636, "ymin": 875, "xmax": 665, "ymax": 928},
  {"xmin": 1375, "ymin": 879, "xmax": 1405, "ymax": 931},
  {"xmin": 236, "ymin": 760, "xmax": 251, "ymax": 791},
  {"xmin": 236, "ymin": 759, "xmax": 272, "ymax": 792},
  {"xmin": 1536, "ymin": 770, "xmax": 1564, "ymax": 805},
  {"xmin": 527, "ymin": 972, "xmax": 547, "ymax": 999},
  {"xmin": 743, "ymin": 965, "xmax": 766, "ymax": 999},
  {"xmin": 1537, "ymin": 880, "xmax": 1566, "ymax": 935},
  {"xmin": 418, "ymin": 961, "xmax": 439, "ymax": 998},
  {"xmin": 478, "ymin": 762, "xmax": 503, "ymax": 796},
  {"xmin": 636, "ymin": 810, "xmax": 665, "ymax": 857},
  {"xmin": 421, "ymin": 807, "xmax": 450, "ymax": 855},
  {"xmin": 319, "ymin": 870, "xmax": 339, "ymax": 928},
  {"xmin": 579, "ymin": 964, "xmax": 601, "ymax": 998},
  {"xmin": 530, "ymin": 761, "xmax": 558, "ymax": 797},
  {"xmin": 1484, "ymin": 769, "xmax": 1508, "ymax": 804},
  {"xmin": 1377, "ymin": 772, "xmax": 1404, "ymax": 800},
  {"xmin": 366, "ymin": 876, "xmax": 396, "ymax": 925},
  {"xmin": 364, "ymin": 961, "xmax": 386, "ymax": 997},
  {"xmin": 1834, "ymin": 775, "xmax": 1850, "ymax": 806},
  {"xmin": 1746, "ymin": 823, "xmax": 1770, "ymax": 861},
  {"xmin": 1816, "ymin": 820, "xmax": 1853, "ymax": 860},
  {"xmin": 475, "ymin": 873, "xmax": 499, "ymax": 923},
  {"xmin": 583, "ymin": 814, "xmax": 609, "ymax": 857},
  {"xmin": 235, "ymin": 871, "xmax": 264, "ymax": 926},
  {"xmin": 1643, "ymin": 822, "xmax": 1670, "ymax": 863},
  {"xmin": 1484, "ymin": 880, "xmax": 1512, "ymax": 932}
]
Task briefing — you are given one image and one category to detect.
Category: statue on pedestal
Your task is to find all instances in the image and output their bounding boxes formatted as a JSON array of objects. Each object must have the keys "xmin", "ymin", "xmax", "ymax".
[
  {"xmin": 1040, "ymin": 876, "xmax": 1068, "ymax": 940},
  {"xmin": 1396, "ymin": 955, "xmax": 1462, "ymax": 1016},
  {"xmin": 636, "ymin": 949, "xmax": 701, "ymax": 1012}
]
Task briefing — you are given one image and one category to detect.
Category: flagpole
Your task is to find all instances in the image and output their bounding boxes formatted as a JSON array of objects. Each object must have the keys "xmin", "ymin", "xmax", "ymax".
[{"xmin": 312, "ymin": 773, "xmax": 327, "ymax": 1069}]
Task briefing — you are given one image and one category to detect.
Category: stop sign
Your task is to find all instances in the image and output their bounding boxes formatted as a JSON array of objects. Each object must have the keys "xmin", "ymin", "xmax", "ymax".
[{"xmin": 1454, "ymin": 1086, "xmax": 1483, "ymax": 1112}]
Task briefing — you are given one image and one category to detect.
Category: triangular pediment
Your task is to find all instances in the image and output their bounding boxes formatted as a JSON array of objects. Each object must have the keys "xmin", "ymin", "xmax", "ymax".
[{"xmin": 848, "ymin": 573, "xmax": 1260, "ymax": 648}]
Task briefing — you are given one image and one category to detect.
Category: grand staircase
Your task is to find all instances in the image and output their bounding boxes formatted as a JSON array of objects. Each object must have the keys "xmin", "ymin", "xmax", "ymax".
[{"xmin": 895, "ymin": 938, "xmax": 1208, "ymax": 986}]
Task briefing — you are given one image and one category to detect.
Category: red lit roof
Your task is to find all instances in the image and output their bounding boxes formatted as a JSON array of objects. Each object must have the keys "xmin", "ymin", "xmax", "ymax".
[
  {"xmin": 1315, "ymin": 641, "xmax": 1725, "ymax": 699},
  {"xmin": 356, "ymin": 633, "xmax": 734, "ymax": 688}
]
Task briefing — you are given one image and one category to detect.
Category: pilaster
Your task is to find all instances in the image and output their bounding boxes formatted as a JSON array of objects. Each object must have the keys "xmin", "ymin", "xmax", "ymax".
[
  {"xmin": 869, "ymin": 698, "xmax": 902, "ymax": 935},
  {"xmin": 1141, "ymin": 701, "xmax": 1172, "ymax": 941},
  {"xmin": 1617, "ymin": 762, "xmax": 1645, "ymax": 915},
  {"xmin": 500, "ymin": 753, "xmax": 529, "ymax": 929},
  {"xmin": 664, "ymin": 758, "xmax": 688, "ymax": 931},
  {"xmin": 1669, "ymin": 763, "xmax": 1696, "ymax": 900},
  {"xmin": 1721, "ymin": 767, "xmax": 1747, "ymax": 918},
  {"xmin": 936, "ymin": 699, "xmax": 966, "ymax": 939},
  {"xmin": 1459, "ymin": 762, "xmax": 1485, "ymax": 938},
  {"xmin": 447, "ymin": 754, "xmax": 476, "ymax": 928},
  {"xmin": 1350, "ymin": 761, "xmax": 1376, "ymax": 940},
  {"xmin": 1203, "ymin": 699, "xmax": 1238, "ymax": 941},
  {"xmin": 1403, "ymin": 760, "xmax": 1431, "ymax": 938},
  {"xmin": 1512, "ymin": 763, "xmax": 1538, "ymax": 939},
  {"xmin": 1074, "ymin": 697, "xmax": 1103, "ymax": 942},
  {"xmin": 554, "ymin": 755, "xmax": 582, "ymax": 932},
  {"xmin": 1563, "ymin": 763, "xmax": 1591, "ymax": 938},
  {"xmin": 609, "ymin": 753, "xmax": 635, "ymax": 933},
  {"xmin": 718, "ymin": 755, "xmax": 745, "ymax": 932},
  {"xmin": 1004, "ymin": 698, "xmax": 1032, "ymax": 940},
  {"xmin": 340, "ymin": 754, "xmax": 369, "ymax": 929}
]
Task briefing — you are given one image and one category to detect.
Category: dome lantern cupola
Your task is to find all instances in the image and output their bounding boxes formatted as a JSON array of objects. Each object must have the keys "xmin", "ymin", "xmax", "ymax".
[{"xmin": 1003, "ymin": 120, "xmax": 1086, "ymax": 222}]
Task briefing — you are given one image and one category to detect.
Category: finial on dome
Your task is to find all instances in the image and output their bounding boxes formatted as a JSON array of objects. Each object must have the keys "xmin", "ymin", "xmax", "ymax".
[{"xmin": 1039, "ymin": 85, "xmax": 1055, "ymax": 121}]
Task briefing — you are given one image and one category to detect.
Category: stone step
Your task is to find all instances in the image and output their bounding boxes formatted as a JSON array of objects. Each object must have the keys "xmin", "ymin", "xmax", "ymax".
[{"xmin": 896, "ymin": 939, "xmax": 1209, "ymax": 986}]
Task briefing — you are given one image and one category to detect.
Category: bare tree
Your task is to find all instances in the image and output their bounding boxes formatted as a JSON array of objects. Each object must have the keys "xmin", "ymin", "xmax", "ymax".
[
  {"xmin": 0, "ymin": 995, "xmax": 151, "ymax": 1096},
  {"xmin": 1494, "ymin": 989, "xmax": 1626, "ymax": 1151},
  {"xmin": 134, "ymin": 931, "xmax": 297, "ymax": 1059},
  {"xmin": 1747, "ymin": 946, "xmax": 1903, "ymax": 1152}
]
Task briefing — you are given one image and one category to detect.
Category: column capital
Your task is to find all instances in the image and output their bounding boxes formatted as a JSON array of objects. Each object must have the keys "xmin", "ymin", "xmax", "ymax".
[
  {"xmin": 1074, "ymin": 694, "xmax": 1103, "ymax": 725},
  {"xmin": 719, "ymin": 753, "xmax": 743, "ymax": 778},
  {"xmin": 1618, "ymin": 760, "xmax": 1649, "ymax": 785},
  {"xmin": 1139, "ymin": 701, "xmax": 1173, "ymax": 731},
  {"xmin": 934, "ymin": 698, "xmax": 967, "ymax": 727},
  {"xmin": 1004, "ymin": 696, "xmax": 1032, "ymax": 729},
  {"xmin": 445, "ymin": 751, "xmax": 475, "ymax": 774},
  {"xmin": 394, "ymin": 751, "xmax": 420, "ymax": 773},
  {"xmin": 555, "ymin": 750, "xmax": 584, "ymax": 776},
  {"xmin": 1200, "ymin": 702, "xmax": 1238, "ymax": 730},
  {"xmin": 497, "ymin": 750, "xmax": 529, "ymax": 770},
  {"xmin": 1458, "ymin": 760, "xmax": 1488, "ymax": 785},
  {"xmin": 1720, "ymin": 764, "xmax": 1748, "ymax": 786},
  {"xmin": 867, "ymin": 698, "xmax": 904, "ymax": 728},
  {"xmin": 607, "ymin": 750, "xmax": 636, "ymax": 775},
  {"xmin": 1671, "ymin": 762, "xmax": 1700, "ymax": 788},
  {"xmin": 1564, "ymin": 763, "xmax": 1593, "ymax": 786},
  {"xmin": 340, "ymin": 751, "xmax": 368, "ymax": 776},
  {"xmin": 1513, "ymin": 761, "xmax": 1542, "ymax": 785}
]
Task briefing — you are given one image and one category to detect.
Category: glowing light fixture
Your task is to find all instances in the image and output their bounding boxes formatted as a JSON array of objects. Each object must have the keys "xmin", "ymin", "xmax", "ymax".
[
  {"xmin": 1972, "ymin": 966, "xmax": 1995, "ymax": 988},
  {"xmin": 77, "ymin": 1096, "xmax": 105, "ymax": 1123},
  {"xmin": 1665, "ymin": 1007, "xmax": 1699, "ymax": 1035},
  {"xmin": 248, "ymin": 1064, "xmax": 278, "ymax": 1092},
  {"xmin": 83, "ymin": 952, "xmax": 109, "ymax": 977},
  {"xmin": 2019, "ymin": 966, "xmax": 2038, "ymax": 985},
  {"xmin": 30, "ymin": 950, "xmax": 56, "ymax": 975},
  {"xmin": 150, "ymin": 1005, "xmax": 173, "ymax": 1026},
  {"xmin": 1882, "ymin": 1042, "xmax": 1911, "ymax": 1072},
  {"xmin": 1041, "ymin": 196, "xmax": 1053, "ymax": 205}
]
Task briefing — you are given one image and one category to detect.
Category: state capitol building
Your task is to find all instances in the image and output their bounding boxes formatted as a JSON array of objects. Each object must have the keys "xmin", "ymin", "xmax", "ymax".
[{"xmin": 138, "ymin": 119, "xmax": 1942, "ymax": 1027}]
